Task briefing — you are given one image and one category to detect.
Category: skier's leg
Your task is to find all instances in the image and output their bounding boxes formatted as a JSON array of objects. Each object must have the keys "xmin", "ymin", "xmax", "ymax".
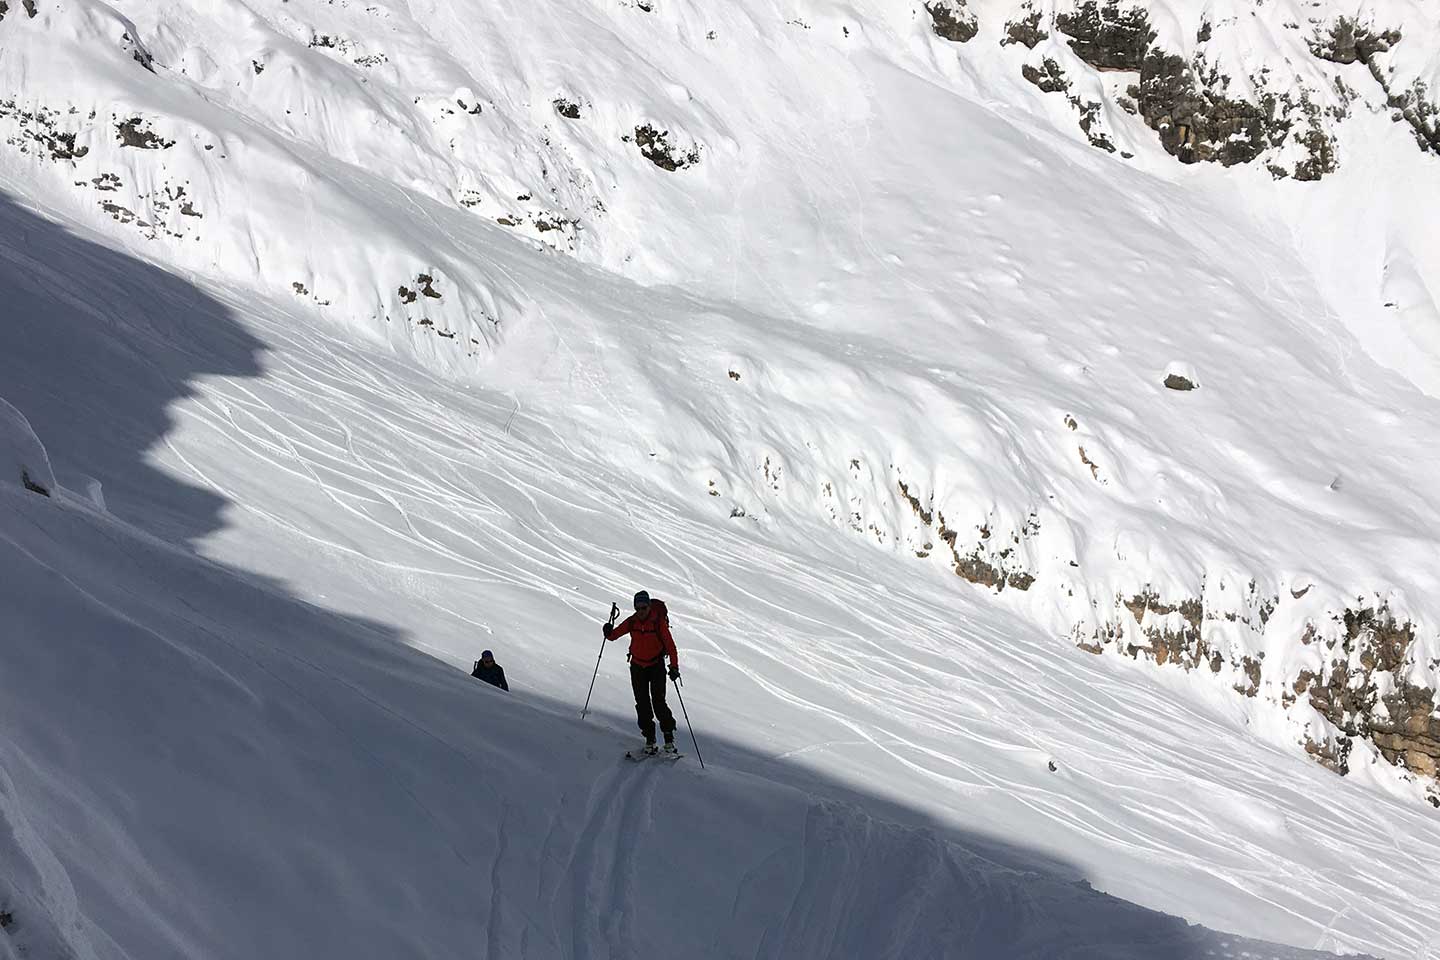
[
  {"xmin": 631, "ymin": 664, "xmax": 657, "ymax": 742},
  {"xmin": 649, "ymin": 666, "xmax": 677, "ymax": 739}
]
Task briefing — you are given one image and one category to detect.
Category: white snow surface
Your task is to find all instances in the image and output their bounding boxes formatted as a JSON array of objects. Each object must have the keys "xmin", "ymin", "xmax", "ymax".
[{"xmin": 2, "ymin": 0, "xmax": 1440, "ymax": 957}]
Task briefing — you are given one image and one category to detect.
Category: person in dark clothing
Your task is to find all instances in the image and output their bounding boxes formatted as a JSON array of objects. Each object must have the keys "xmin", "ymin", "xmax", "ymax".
[
  {"xmin": 604, "ymin": 590, "xmax": 680, "ymax": 755},
  {"xmin": 471, "ymin": 650, "xmax": 508, "ymax": 691}
]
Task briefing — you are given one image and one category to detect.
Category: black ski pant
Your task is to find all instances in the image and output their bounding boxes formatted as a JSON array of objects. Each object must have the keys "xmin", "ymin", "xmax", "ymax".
[{"xmin": 630, "ymin": 662, "xmax": 676, "ymax": 742}]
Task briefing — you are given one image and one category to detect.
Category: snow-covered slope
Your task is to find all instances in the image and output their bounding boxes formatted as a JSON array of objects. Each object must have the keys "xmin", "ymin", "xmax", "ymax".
[
  {"xmin": 2, "ymin": 0, "xmax": 1440, "ymax": 956},
  {"xmin": 0, "ymin": 196, "xmax": 1406, "ymax": 960},
  {"xmin": 0, "ymin": 452, "xmax": 1361, "ymax": 960}
]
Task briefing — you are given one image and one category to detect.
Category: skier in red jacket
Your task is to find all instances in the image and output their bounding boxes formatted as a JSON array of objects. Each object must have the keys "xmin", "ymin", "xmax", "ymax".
[{"xmin": 604, "ymin": 590, "xmax": 680, "ymax": 755}]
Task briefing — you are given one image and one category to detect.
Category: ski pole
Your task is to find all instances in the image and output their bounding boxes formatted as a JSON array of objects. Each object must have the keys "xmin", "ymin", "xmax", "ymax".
[
  {"xmin": 581, "ymin": 603, "xmax": 619, "ymax": 719},
  {"xmin": 671, "ymin": 676, "xmax": 705, "ymax": 769}
]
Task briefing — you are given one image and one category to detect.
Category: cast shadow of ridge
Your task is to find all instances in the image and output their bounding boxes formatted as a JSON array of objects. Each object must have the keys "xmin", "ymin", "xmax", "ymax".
[
  {"xmin": 0, "ymin": 193, "xmax": 1372, "ymax": 960},
  {"xmin": 0, "ymin": 192, "xmax": 265, "ymax": 546}
]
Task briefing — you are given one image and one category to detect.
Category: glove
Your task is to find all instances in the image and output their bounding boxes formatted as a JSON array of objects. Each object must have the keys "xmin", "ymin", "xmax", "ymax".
[
  {"xmin": 602, "ymin": 622, "xmax": 613, "ymax": 640},
  {"xmin": 668, "ymin": 664, "xmax": 681, "ymax": 681}
]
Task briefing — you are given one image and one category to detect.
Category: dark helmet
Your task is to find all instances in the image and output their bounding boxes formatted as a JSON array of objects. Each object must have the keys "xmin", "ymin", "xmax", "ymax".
[
  {"xmin": 481, "ymin": 649, "xmax": 494, "ymax": 661},
  {"xmin": 633, "ymin": 590, "xmax": 651, "ymax": 610}
]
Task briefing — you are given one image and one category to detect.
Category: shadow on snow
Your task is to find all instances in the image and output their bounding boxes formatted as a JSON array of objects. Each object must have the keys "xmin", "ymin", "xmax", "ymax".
[{"xmin": 0, "ymin": 193, "xmax": 1356, "ymax": 960}]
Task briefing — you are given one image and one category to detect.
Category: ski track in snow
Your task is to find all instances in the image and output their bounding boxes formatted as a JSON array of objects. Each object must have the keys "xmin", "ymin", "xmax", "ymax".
[
  {"xmin": 4, "ymin": 0, "xmax": 1440, "ymax": 953},
  {"xmin": 132, "ymin": 306, "xmax": 1432, "ymax": 957}
]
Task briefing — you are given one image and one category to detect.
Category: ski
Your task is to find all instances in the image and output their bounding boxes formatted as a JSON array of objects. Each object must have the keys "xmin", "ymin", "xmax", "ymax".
[{"xmin": 625, "ymin": 749, "xmax": 683, "ymax": 762}]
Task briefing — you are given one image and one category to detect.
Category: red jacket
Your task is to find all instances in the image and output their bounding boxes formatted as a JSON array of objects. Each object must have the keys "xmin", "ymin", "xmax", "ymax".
[{"xmin": 611, "ymin": 600, "xmax": 678, "ymax": 668}]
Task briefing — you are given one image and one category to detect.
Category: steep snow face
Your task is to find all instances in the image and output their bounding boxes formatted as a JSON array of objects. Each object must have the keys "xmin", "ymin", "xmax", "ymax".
[
  {"xmin": 0, "ymin": 474, "xmax": 1367, "ymax": 960},
  {"xmin": 2, "ymin": 0, "xmax": 1440, "ymax": 955},
  {"xmin": 0, "ymin": 195, "xmax": 1425, "ymax": 960}
]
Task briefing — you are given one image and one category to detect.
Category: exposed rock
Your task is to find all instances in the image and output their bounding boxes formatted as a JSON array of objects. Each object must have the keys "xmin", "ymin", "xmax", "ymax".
[
  {"xmin": 1305, "ymin": 733, "xmax": 1353, "ymax": 776},
  {"xmin": 1001, "ymin": 4, "xmax": 1047, "ymax": 49},
  {"xmin": 101, "ymin": 201, "xmax": 138, "ymax": 224},
  {"xmin": 1132, "ymin": 53, "xmax": 1266, "ymax": 166},
  {"xmin": 553, "ymin": 98, "xmax": 581, "ymax": 119},
  {"xmin": 1073, "ymin": 99, "xmax": 1116, "ymax": 152},
  {"xmin": 956, "ymin": 553, "xmax": 1004, "ymax": 589},
  {"xmin": 1308, "ymin": 18, "xmax": 1437, "ymax": 155},
  {"xmin": 1308, "ymin": 18, "xmax": 1401, "ymax": 66},
  {"xmin": 0, "ymin": 100, "xmax": 95, "ymax": 162},
  {"xmin": 1022, "ymin": 59, "xmax": 1069, "ymax": 95},
  {"xmin": 897, "ymin": 480, "xmax": 933, "ymax": 525},
  {"xmin": 1291, "ymin": 105, "xmax": 1338, "ymax": 181},
  {"xmin": 1391, "ymin": 80, "xmax": 1440, "ymax": 153},
  {"xmin": 897, "ymin": 481, "xmax": 1038, "ymax": 592},
  {"xmin": 1299, "ymin": 608, "xmax": 1440, "ymax": 782},
  {"xmin": 122, "ymin": 30, "xmax": 155, "ymax": 73},
  {"xmin": 1118, "ymin": 588, "xmax": 1215, "ymax": 671},
  {"xmin": 1235, "ymin": 655, "xmax": 1262, "ymax": 697},
  {"xmin": 1164, "ymin": 373, "xmax": 1196, "ymax": 391},
  {"xmin": 1055, "ymin": 1, "xmax": 1154, "ymax": 72},
  {"xmin": 116, "ymin": 117, "xmax": 174, "ymax": 150},
  {"xmin": 45, "ymin": 130, "xmax": 87, "ymax": 161},
  {"xmin": 924, "ymin": 1, "xmax": 977, "ymax": 44},
  {"xmin": 634, "ymin": 124, "xmax": 699, "ymax": 171},
  {"xmin": 21, "ymin": 468, "xmax": 51, "ymax": 497},
  {"xmin": 1023, "ymin": 60, "xmax": 1116, "ymax": 152},
  {"xmin": 0, "ymin": 0, "xmax": 33, "ymax": 20}
]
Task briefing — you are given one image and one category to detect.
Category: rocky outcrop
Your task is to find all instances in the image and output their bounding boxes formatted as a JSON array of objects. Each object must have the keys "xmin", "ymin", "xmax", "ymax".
[
  {"xmin": 1044, "ymin": 4, "xmax": 1355, "ymax": 178},
  {"xmin": 1130, "ymin": 53, "xmax": 1265, "ymax": 166},
  {"xmin": 1308, "ymin": 18, "xmax": 1401, "ymax": 66},
  {"xmin": 1296, "ymin": 609, "xmax": 1440, "ymax": 779},
  {"xmin": 924, "ymin": 1, "xmax": 977, "ymax": 43},
  {"xmin": 116, "ymin": 117, "xmax": 174, "ymax": 150},
  {"xmin": 1309, "ymin": 18, "xmax": 1439, "ymax": 155},
  {"xmin": 1022, "ymin": 59, "xmax": 1068, "ymax": 95},
  {"xmin": 1001, "ymin": 3, "xmax": 1047, "ymax": 49},
  {"xmin": 897, "ymin": 480, "xmax": 1039, "ymax": 592},
  {"xmin": 0, "ymin": 100, "xmax": 92, "ymax": 162},
  {"xmin": 1079, "ymin": 586, "xmax": 1440, "ymax": 798},
  {"xmin": 1022, "ymin": 59, "xmax": 1116, "ymax": 152},
  {"xmin": 1055, "ymin": 1, "xmax": 1154, "ymax": 72},
  {"xmin": 1126, "ymin": 52, "xmax": 1336, "ymax": 178},
  {"xmin": 632, "ymin": 124, "xmax": 700, "ymax": 171}
]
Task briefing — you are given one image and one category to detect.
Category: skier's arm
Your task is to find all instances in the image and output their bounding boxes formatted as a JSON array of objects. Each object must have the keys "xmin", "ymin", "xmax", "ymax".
[
  {"xmin": 608, "ymin": 615, "xmax": 634, "ymax": 641},
  {"xmin": 498, "ymin": 667, "xmax": 509, "ymax": 691},
  {"xmin": 660, "ymin": 616, "xmax": 678, "ymax": 668}
]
